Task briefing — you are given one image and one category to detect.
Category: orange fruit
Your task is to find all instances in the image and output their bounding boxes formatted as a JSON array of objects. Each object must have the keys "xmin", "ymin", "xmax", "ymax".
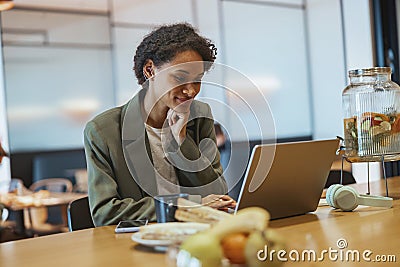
[
  {"xmin": 362, "ymin": 112, "xmax": 389, "ymax": 122},
  {"xmin": 392, "ymin": 114, "xmax": 400, "ymax": 133},
  {"xmin": 221, "ymin": 233, "xmax": 249, "ymax": 264}
]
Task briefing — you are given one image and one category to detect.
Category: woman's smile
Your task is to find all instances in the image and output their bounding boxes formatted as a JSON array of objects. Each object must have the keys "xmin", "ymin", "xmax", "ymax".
[{"xmin": 175, "ymin": 96, "xmax": 193, "ymax": 104}]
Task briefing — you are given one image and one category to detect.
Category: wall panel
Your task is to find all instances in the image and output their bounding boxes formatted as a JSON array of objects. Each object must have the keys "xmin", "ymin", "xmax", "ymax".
[
  {"xmin": 13, "ymin": 0, "xmax": 108, "ymax": 11},
  {"xmin": 222, "ymin": 1, "xmax": 311, "ymax": 140},
  {"xmin": 306, "ymin": 0, "xmax": 345, "ymax": 140},
  {"xmin": 113, "ymin": 27, "xmax": 150, "ymax": 105},
  {"xmin": 2, "ymin": 10, "xmax": 114, "ymax": 152},
  {"xmin": 112, "ymin": 0, "xmax": 193, "ymax": 25}
]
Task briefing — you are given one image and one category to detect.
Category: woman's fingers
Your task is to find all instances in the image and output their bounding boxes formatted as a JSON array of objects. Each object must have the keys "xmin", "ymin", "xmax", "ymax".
[
  {"xmin": 218, "ymin": 195, "xmax": 235, "ymax": 201},
  {"xmin": 214, "ymin": 200, "xmax": 234, "ymax": 209},
  {"xmin": 201, "ymin": 194, "xmax": 219, "ymax": 204},
  {"xmin": 167, "ymin": 109, "xmax": 175, "ymax": 125},
  {"xmin": 209, "ymin": 194, "xmax": 236, "ymax": 203},
  {"xmin": 166, "ymin": 108, "xmax": 190, "ymax": 145},
  {"xmin": 167, "ymin": 109, "xmax": 184, "ymax": 126},
  {"xmin": 202, "ymin": 194, "xmax": 237, "ymax": 209},
  {"xmin": 206, "ymin": 199, "xmax": 233, "ymax": 209}
]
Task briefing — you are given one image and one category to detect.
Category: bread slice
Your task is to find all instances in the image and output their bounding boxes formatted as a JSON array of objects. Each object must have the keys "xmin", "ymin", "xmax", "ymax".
[
  {"xmin": 139, "ymin": 222, "xmax": 210, "ymax": 242},
  {"xmin": 175, "ymin": 198, "xmax": 232, "ymax": 224}
]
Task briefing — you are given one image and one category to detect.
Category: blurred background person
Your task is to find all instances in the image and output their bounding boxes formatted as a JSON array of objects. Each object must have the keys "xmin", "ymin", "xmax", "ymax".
[{"xmin": 0, "ymin": 141, "xmax": 7, "ymax": 165}]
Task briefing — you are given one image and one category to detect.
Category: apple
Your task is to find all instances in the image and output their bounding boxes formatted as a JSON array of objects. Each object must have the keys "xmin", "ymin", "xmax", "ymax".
[{"xmin": 179, "ymin": 232, "xmax": 223, "ymax": 267}]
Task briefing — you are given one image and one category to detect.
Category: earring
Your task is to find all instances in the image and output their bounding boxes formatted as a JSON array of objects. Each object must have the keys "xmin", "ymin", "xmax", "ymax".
[{"xmin": 143, "ymin": 71, "xmax": 148, "ymax": 81}]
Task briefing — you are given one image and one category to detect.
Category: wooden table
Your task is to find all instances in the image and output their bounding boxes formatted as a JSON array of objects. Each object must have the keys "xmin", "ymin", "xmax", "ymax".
[
  {"xmin": 0, "ymin": 192, "xmax": 87, "ymax": 211},
  {"xmin": 1, "ymin": 178, "xmax": 399, "ymax": 267},
  {"xmin": 0, "ymin": 192, "xmax": 86, "ymax": 235},
  {"xmin": 267, "ymin": 177, "xmax": 400, "ymax": 266}
]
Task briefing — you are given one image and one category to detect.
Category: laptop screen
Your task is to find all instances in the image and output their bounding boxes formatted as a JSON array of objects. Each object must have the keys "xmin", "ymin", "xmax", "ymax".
[{"xmin": 235, "ymin": 139, "xmax": 339, "ymax": 219}]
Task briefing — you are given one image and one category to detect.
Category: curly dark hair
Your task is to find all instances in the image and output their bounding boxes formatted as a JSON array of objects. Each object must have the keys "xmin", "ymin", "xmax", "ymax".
[{"xmin": 133, "ymin": 22, "xmax": 217, "ymax": 85}]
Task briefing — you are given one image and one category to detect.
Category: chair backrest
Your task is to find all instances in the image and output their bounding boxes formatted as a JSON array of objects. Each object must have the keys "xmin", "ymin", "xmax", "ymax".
[
  {"xmin": 67, "ymin": 196, "xmax": 94, "ymax": 231},
  {"xmin": 324, "ymin": 170, "xmax": 357, "ymax": 188},
  {"xmin": 1, "ymin": 203, "xmax": 8, "ymax": 222},
  {"xmin": 73, "ymin": 169, "xmax": 88, "ymax": 193},
  {"xmin": 1, "ymin": 203, "xmax": 9, "ymax": 238},
  {"xmin": 28, "ymin": 178, "xmax": 74, "ymax": 226},
  {"xmin": 32, "ymin": 150, "xmax": 86, "ymax": 184},
  {"xmin": 30, "ymin": 178, "xmax": 73, "ymax": 193},
  {"xmin": 9, "ymin": 178, "xmax": 24, "ymax": 193}
]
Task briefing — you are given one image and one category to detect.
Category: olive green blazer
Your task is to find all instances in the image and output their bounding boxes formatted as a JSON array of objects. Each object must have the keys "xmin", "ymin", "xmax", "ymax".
[{"xmin": 84, "ymin": 90, "xmax": 227, "ymax": 226}]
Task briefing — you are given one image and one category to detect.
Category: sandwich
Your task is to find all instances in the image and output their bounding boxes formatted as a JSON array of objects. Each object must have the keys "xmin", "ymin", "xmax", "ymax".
[
  {"xmin": 137, "ymin": 199, "xmax": 231, "ymax": 244},
  {"xmin": 174, "ymin": 198, "xmax": 232, "ymax": 224}
]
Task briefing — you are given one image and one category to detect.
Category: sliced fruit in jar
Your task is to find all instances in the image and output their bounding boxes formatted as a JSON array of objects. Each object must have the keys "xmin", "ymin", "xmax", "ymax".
[
  {"xmin": 362, "ymin": 112, "xmax": 389, "ymax": 122},
  {"xmin": 344, "ymin": 117, "xmax": 356, "ymax": 129},
  {"xmin": 380, "ymin": 137, "xmax": 391, "ymax": 146},
  {"xmin": 370, "ymin": 125, "xmax": 386, "ymax": 136},
  {"xmin": 360, "ymin": 119, "xmax": 372, "ymax": 131},
  {"xmin": 392, "ymin": 114, "xmax": 400, "ymax": 133},
  {"xmin": 372, "ymin": 114, "xmax": 389, "ymax": 126},
  {"xmin": 380, "ymin": 121, "xmax": 391, "ymax": 131}
]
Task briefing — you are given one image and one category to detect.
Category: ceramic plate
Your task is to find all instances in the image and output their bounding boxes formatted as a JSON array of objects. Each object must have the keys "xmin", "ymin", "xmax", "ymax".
[{"xmin": 131, "ymin": 222, "xmax": 210, "ymax": 248}]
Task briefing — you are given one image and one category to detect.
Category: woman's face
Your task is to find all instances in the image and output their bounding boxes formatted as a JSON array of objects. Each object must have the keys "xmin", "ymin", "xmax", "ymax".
[{"xmin": 149, "ymin": 50, "xmax": 205, "ymax": 113}]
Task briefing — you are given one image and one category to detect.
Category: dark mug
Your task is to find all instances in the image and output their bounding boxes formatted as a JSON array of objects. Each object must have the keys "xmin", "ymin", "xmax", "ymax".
[{"xmin": 154, "ymin": 193, "xmax": 189, "ymax": 223}]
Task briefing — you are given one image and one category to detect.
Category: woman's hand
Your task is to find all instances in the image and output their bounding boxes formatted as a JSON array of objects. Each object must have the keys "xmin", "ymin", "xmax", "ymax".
[
  {"xmin": 202, "ymin": 194, "xmax": 237, "ymax": 212},
  {"xmin": 167, "ymin": 108, "xmax": 190, "ymax": 145}
]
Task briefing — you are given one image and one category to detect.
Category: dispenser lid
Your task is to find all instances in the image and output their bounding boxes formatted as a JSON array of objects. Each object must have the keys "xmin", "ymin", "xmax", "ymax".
[{"xmin": 349, "ymin": 67, "xmax": 391, "ymax": 77}]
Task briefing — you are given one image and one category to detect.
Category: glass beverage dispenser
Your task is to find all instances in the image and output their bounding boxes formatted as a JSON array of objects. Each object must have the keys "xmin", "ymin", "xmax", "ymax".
[{"xmin": 342, "ymin": 67, "xmax": 400, "ymax": 162}]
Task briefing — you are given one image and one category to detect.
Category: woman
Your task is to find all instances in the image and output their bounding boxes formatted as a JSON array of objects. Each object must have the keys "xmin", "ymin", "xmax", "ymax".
[{"xmin": 84, "ymin": 23, "xmax": 235, "ymax": 226}]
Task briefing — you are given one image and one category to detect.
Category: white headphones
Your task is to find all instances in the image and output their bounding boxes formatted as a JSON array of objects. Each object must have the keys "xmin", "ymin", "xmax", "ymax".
[{"xmin": 326, "ymin": 184, "xmax": 393, "ymax": 211}]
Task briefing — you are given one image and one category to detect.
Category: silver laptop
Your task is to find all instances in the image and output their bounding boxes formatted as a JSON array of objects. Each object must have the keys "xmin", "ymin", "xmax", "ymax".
[{"xmin": 235, "ymin": 139, "xmax": 339, "ymax": 219}]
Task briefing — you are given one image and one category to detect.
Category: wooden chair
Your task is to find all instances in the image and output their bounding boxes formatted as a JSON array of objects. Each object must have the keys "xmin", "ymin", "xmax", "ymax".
[
  {"xmin": 0, "ymin": 203, "xmax": 8, "ymax": 222},
  {"xmin": 30, "ymin": 178, "xmax": 73, "ymax": 193},
  {"xmin": 325, "ymin": 155, "xmax": 356, "ymax": 188},
  {"xmin": 325, "ymin": 170, "xmax": 357, "ymax": 188},
  {"xmin": 0, "ymin": 203, "xmax": 9, "ymax": 241},
  {"xmin": 67, "ymin": 196, "xmax": 94, "ymax": 231},
  {"xmin": 8, "ymin": 178, "xmax": 30, "ymax": 195},
  {"xmin": 25, "ymin": 178, "xmax": 73, "ymax": 236}
]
